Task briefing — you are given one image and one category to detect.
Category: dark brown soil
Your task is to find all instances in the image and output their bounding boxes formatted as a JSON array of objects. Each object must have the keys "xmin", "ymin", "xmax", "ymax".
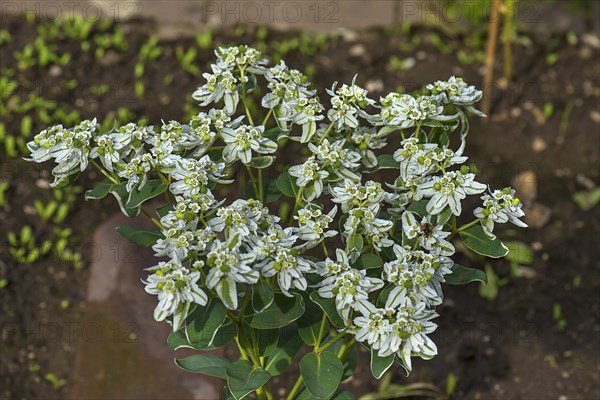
[{"xmin": 1, "ymin": 16, "xmax": 599, "ymax": 400}]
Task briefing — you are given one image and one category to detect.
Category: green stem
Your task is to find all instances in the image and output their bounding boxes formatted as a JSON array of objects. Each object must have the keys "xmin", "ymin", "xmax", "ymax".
[
  {"xmin": 450, "ymin": 219, "xmax": 479, "ymax": 238},
  {"xmin": 316, "ymin": 331, "xmax": 346, "ymax": 353},
  {"xmin": 317, "ymin": 122, "xmax": 335, "ymax": 145},
  {"xmin": 90, "ymin": 159, "xmax": 120, "ymax": 185},
  {"xmin": 262, "ymin": 108, "xmax": 273, "ymax": 127},
  {"xmin": 315, "ymin": 313, "xmax": 328, "ymax": 349},
  {"xmin": 246, "ymin": 165, "xmax": 259, "ymax": 200},
  {"xmin": 287, "ymin": 375, "xmax": 304, "ymax": 400},
  {"xmin": 141, "ymin": 207, "xmax": 164, "ymax": 230},
  {"xmin": 321, "ymin": 241, "xmax": 329, "ymax": 258},
  {"xmin": 289, "ymin": 186, "xmax": 304, "ymax": 224},
  {"xmin": 257, "ymin": 169, "xmax": 264, "ymax": 202}
]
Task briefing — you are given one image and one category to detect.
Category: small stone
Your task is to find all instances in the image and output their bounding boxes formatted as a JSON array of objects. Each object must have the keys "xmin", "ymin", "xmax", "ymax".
[
  {"xmin": 23, "ymin": 205, "xmax": 36, "ymax": 215},
  {"xmin": 416, "ymin": 50, "xmax": 427, "ymax": 60},
  {"xmin": 582, "ymin": 33, "xmax": 600, "ymax": 49},
  {"xmin": 35, "ymin": 179, "xmax": 50, "ymax": 189},
  {"xmin": 563, "ymin": 350, "xmax": 573, "ymax": 358},
  {"xmin": 97, "ymin": 50, "xmax": 121, "ymax": 67},
  {"xmin": 365, "ymin": 79, "xmax": 384, "ymax": 93},
  {"xmin": 590, "ymin": 111, "xmax": 600, "ymax": 123},
  {"xmin": 339, "ymin": 28, "xmax": 358, "ymax": 42},
  {"xmin": 510, "ymin": 107, "xmax": 522, "ymax": 118},
  {"xmin": 48, "ymin": 65, "xmax": 62, "ymax": 78},
  {"xmin": 348, "ymin": 43, "xmax": 367, "ymax": 58},
  {"xmin": 512, "ymin": 170, "xmax": 537, "ymax": 204},
  {"xmin": 532, "ymin": 136, "xmax": 547, "ymax": 153},
  {"xmin": 578, "ymin": 47, "xmax": 592, "ymax": 59},
  {"xmin": 561, "ymin": 371, "xmax": 570, "ymax": 379},
  {"xmin": 531, "ymin": 241, "xmax": 543, "ymax": 251},
  {"xmin": 524, "ymin": 203, "xmax": 552, "ymax": 229},
  {"xmin": 484, "ymin": 347, "xmax": 496, "ymax": 357}
]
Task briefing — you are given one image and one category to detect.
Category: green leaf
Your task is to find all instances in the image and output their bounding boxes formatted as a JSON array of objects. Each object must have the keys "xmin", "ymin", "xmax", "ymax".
[
  {"xmin": 428, "ymin": 128, "xmax": 450, "ymax": 147},
  {"xmin": 355, "ymin": 253, "xmax": 383, "ymax": 270},
  {"xmin": 52, "ymin": 171, "xmax": 80, "ymax": 189},
  {"xmin": 126, "ymin": 179, "xmax": 168, "ymax": 208},
  {"xmin": 459, "ymin": 224, "xmax": 509, "ymax": 258},
  {"xmin": 479, "ymin": 264, "xmax": 499, "ymax": 300},
  {"xmin": 324, "ymin": 340, "xmax": 358, "ymax": 380},
  {"xmin": 209, "ymin": 321, "xmax": 238, "ymax": 349},
  {"xmin": 256, "ymin": 328, "xmax": 279, "ymax": 357},
  {"xmin": 115, "ymin": 226, "xmax": 162, "ymax": 247},
  {"xmin": 263, "ymin": 126, "xmax": 287, "ymax": 141},
  {"xmin": 573, "ymin": 187, "xmax": 600, "ymax": 211},
  {"xmin": 175, "ymin": 354, "xmax": 231, "ymax": 379},
  {"xmin": 504, "ymin": 241, "xmax": 533, "ymax": 265},
  {"xmin": 309, "ymin": 292, "xmax": 345, "ymax": 329},
  {"xmin": 296, "ymin": 389, "xmax": 356, "ymax": 400},
  {"xmin": 109, "ymin": 184, "xmax": 140, "ymax": 217},
  {"xmin": 347, "ymin": 234, "xmax": 363, "ymax": 252},
  {"xmin": 252, "ymin": 280, "xmax": 275, "ymax": 312},
  {"xmin": 407, "ymin": 200, "xmax": 428, "ymax": 217},
  {"xmin": 375, "ymin": 154, "xmax": 399, "ymax": 169},
  {"xmin": 185, "ymin": 300, "xmax": 227, "ymax": 346},
  {"xmin": 445, "ymin": 263, "xmax": 487, "ymax": 285},
  {"xmin": 248, "ymin": 156, "xmax": 274, "ymax": 169},
  {"xmin": 85, "ymin": 179, "xmax": 115, "ymax": 200},
  {"xmin": 370, "ymin": 348, "xmax": 394, "ymax": 379},
  {"xmin": 264, "ymin": 325, "xmax": 303, "ymax": 376},
  {"xmin": 169, "ymin": 321, "xmax": 237, "ymax": 350},
  {"xmin": 300, "ymin": 352, "xmax": 344, "ymax": 399},
  {"xmin": 226, "ymin": 360, "xmax": 271, "ymax": 400},
  {"xmin": 244, "ymin": 180, "xmax": 282, "ymax": 203},
  {"xmin": 276, "ymin": 171, "xmax": 298, "ymax": 198},
  {"xmin": 297, "ymin": 294, "xmax": 328, "ymax": 346},
  {"xmin": 244, "ymin": 293, "xmax": 305, "ymax": 329}
]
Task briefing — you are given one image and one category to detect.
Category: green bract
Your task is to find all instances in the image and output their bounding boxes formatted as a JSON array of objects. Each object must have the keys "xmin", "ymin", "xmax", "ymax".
[{"xmin": 26, "ymin": 45, "xmax": 526, "ymax": 399}]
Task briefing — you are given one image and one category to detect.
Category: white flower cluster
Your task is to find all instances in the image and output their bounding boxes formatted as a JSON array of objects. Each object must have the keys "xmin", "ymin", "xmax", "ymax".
[
  {"xmin": 474, "ymin": 188, "xmax": 527, "ymax": 236},
  {"xmin": 26, "ymin": 47, "xmax": 525, "ymax": 372},
  {"xmin": 427, "ymin": 75, "xmax": 483, "ymax": 105}
]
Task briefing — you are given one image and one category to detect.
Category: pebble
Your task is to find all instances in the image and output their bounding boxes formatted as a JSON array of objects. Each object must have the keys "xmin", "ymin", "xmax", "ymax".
[
  {"xmin": 484, "ymin": 347, "xmax": 495, "ymax": 357},
  {"xmin": 48, "ymin": 65, "xmax": 62, "ymax": 78},
  {"xmin": 512, "ymin": 170, "xmax": 537, "ymax": 204},
  {"xmin": 582, "ymin": 33, "xmax": 600, "ymax": 49},
  {"xmin": 532, "ymin": 136, "xmax": 547, "ymax": 152},
  {"xmin": 590, "ymin": 111, "xmax": 600, "ymax": 123},
  {"xmin": 348, "ymin": 43, "xmax": 367, "ymax": 58},
  {"xmin": 563, "ymin": 350, "xmax": 573, "ymax": 358},
  {"xmin": 339, "ymin": 28, "xmax": 358, "ymax": 42},
  {"xmin": 531, "ymin": 241, "xmax": 543, "ymax": 251},
  {"xmin": 416, "ymin": 50, "xmax": 427, "ymax": 60},
  {"xmin": 97, "ymin": 50, "xmax": 121, "ymax": 67},
  {"xmin": 365, "ymin": 79, "xmax": 384, "ymax": 93},
  {"xmin": 35, "ymin": 179, "xmax": 50, "ymax": 189},
  {"xmin": 579, "ymin": 47, "xmax": 592, "ymax": 59}
]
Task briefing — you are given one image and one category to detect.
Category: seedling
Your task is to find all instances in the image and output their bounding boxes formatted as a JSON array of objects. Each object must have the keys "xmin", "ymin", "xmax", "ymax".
[
  {"xmin": 175, "ymin": 47, "xmax": 200, "ymax": 75},
  {"xmin": 195, "ymin": 31, "xmax": 213, "ymax": 50},
  {"xmin": 553, "ymin": 303, "xmax": 567, "ymax": 332}
]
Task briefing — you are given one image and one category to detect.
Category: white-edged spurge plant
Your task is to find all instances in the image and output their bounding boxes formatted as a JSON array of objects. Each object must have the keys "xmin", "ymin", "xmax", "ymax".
[{"xmin": 26, "ymin": 46, "xmax": 526, "ymax": 399}]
